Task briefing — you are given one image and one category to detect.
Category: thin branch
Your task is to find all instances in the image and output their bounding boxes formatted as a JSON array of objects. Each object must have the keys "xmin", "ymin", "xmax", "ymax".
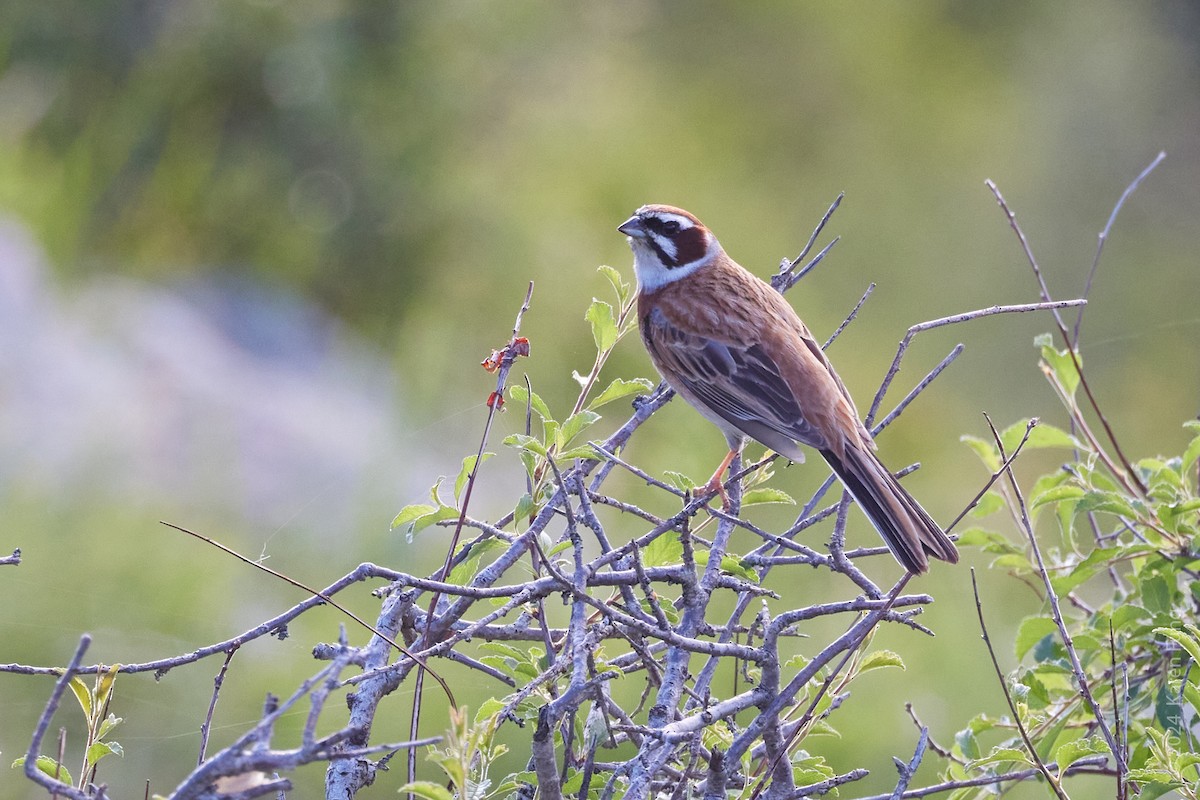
[
  {"xmin": 24, "ymin": 635, "xmax": 94, "ymax": 800},
  {"xmin": 198, "ymin": 647, "xmax": 238, "ymax": 765},
  {"xmin": 889, "ymin": 727, "xmax": 928, "ymax": 800},
  {"xmin": 985, "ymin": 179, "xmax": 1146, "ymax": 495},
  {"xmin": 984, "ymin": 414, "xmax": 1125, "ymax": 776},
  {"xmin": 1074, "ymin": 151, "xmax": 1166, "ymax": 343},
  {"xmin": 970, "ymin": 568, "xmax": 1066, "ymax": 800}
]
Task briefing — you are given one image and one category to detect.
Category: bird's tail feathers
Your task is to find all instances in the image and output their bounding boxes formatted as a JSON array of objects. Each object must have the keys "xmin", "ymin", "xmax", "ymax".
[{"xmin": 820, "ymin": 444, "xmax": 958, "ymax": 574}]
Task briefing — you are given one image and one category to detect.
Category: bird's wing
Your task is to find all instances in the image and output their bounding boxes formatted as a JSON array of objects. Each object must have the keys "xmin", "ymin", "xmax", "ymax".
[{"xmin": 642, "ymin": 305, "xmax": 830, "ymax": 456}]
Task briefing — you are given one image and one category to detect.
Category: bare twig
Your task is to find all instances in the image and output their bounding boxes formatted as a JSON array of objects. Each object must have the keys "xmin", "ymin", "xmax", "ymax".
[
  {"xmin": 985, "ymin": 179, "xmax": 1146, "ymax": 495},
  {"xmin": 24, "ymin": 635, "xmax": 94, "ymax": 800},
  {"xmin": 199, "ymin": 647, "xmax": 238, "ymax": 765},
  {"xmin": 984, "ymin": 414, "xmax": 1125, "ymax": 778},
  {"xmin": 889, "ymin": 727, "xmax": 928, "ymax": 800},
  {"xmin": 1075, "ymin": 151, "xmax": 1166, "ymax": 343},
  {"xmin": 970, "ymin": 569, "xmax": 1067, "ymax": 800}
]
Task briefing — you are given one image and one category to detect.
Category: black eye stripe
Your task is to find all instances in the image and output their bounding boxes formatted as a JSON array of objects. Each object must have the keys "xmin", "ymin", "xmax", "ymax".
[{"xmin": 641, "ymin": 215, "xmax": 684, "ymax": 236}]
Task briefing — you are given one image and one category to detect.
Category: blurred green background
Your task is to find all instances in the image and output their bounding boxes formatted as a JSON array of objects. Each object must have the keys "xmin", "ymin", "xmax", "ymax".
[{"xmin": 2, "ymin": 2, "xmax": 1198, "ymax": 797}]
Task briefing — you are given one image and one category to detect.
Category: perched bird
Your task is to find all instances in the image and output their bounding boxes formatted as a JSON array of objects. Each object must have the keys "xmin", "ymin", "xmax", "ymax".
[{"xmin": 618, "ymin": 204, "xmax": 958, "ymax": 574}]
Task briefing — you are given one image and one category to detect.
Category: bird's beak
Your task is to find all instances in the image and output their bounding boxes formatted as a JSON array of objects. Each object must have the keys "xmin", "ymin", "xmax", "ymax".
[{"xmin": 617, "ymin": 215, "xmax": 646, "ymax": 238}]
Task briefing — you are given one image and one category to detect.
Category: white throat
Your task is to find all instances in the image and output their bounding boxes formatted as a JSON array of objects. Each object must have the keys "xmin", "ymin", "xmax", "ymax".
[{"xmin": 628, "ymin": 236, "xmax": 721, "ymax": 293}]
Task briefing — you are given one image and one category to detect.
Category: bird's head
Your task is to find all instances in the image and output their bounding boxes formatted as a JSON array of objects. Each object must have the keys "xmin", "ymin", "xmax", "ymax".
[{"xmin": 618, "ymin": 204, "xmax": 722, "ymax": 292}]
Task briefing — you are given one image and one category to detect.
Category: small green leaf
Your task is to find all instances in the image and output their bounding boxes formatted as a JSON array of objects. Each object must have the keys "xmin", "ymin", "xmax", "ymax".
[
  {"xmin": 1076, "ymin": 490, "xmax": 1137, "ymax": 518},
  {"xmin": 741, "ymin": 488, "xmax": 796, "ymax": 506},
  {"xmin": 1050, "ymin": 547, "xmax": 1126, "ymax": 594},
  {"xmin": 503, "ymin": 433, "xmax": 548, "ymax": 457},
  {"xmin": 86, "ymin": 740, "xmax": 123, "ymax": 765},
  {"xmin": 392, "ymin": 503, "xmax": 437, "ymax": 529},
  {"xmin": 597, "ymin": 264, "xmax": 630, "ymax": 305},
  {"xmin": 68, "ymin": 676, "xmax": 93, "ymax": 718},
  {"xmin": 514, "ymin": 492, "xmax": 538, "ymax": 522},
  {"xmin": 11, "ymin": 755, "xmax": 74, "ymax": 784},
  {"xmin": 859, "ymin": 649, "xmax": 905, "ymax": 673},
  {"xmin": 396, "ymin": 781, "xmax": 456, "ymax": 800},
  {"xmin": 455, "ymin": 453, "xmax": 493, "ymax": 502},
  {"xmin": 1000, "ymin": 418, "xmax": 1081, "ymax": 454},
  {"xmin": 558, "ymin": 410, "xmax": 601, "ymax": 447},
  {"xmin": 642, "ymin": 533, "xmax": 683, "ymax": 567},
  {"xmin": 713, "ymin": 554, "xmax": 758, "ymax": 582},
  {"xmin": 586, "ymin": 299, "xmax": 618, "ymax": 353},
  {"xmin": 1015, "ymin": 616, "xmax": 1058, "ymax": 660},
  {"xmin": 587, "ymin": 377, "xmax": 655, "ymax": 410},
  {"xmin": 446, "ymin": 537, "xmax": 506, "ymax": 586},
  {"xmin": 1154, "ymin": 626, "xmax": 1200, "ymax": 666},
  {"xmin": 392, "ymin": 504, "xmax": 459, "ymax": 539},
  {"xmin": 960, "ymin": 435, "xmax": 1000, "ymax": 471},
  {"xmin": 663, "ymin": 471, "xmax": 697, "ymax": 491},
  {"xmin": 969, "ymin": 491, "xmax": 1005, "ymax": 517},
  {"xmin": 509, "ymin": 384, "xmax": 553, "ymax": 421},
  {"xmin": 1031, "ymin": 484, "xmax": 1085, "ymax": 509},
  {"xmin": 556, "ymin": 444, "xmax": 601, "ymax": 461},
  {"xmin": 955, "ymin": 727, "xmax": 981, "ymax": 760},
  {"xmin": 953, "ymin": 527, "xmax": 1020, "ymax": 554},
  {"xmin": 1141, "ymin": 574, "xmax": 1174, "ymax": 615},
  {"xmin": 96, "ymin": 712, "xmax": 123, "ymax": 740},
  {"xmin": 1037, "ymin": 336, "xmax": 1081, "ymax": 398},
  {"xmin": 967, "ymin": 746, "xmax": 1032, "ymax": 770}
]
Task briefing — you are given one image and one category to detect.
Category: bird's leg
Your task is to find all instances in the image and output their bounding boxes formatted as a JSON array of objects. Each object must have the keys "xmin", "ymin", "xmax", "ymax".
[{"xmin": 701, "ymin": 446, "xmax": 741, "ymax": 509}]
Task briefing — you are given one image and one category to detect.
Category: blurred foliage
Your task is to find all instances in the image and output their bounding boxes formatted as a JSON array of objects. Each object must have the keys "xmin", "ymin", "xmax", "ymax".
[{"xmin": 3, "ymin": 1, "xmax": 1200, "ymax": 798}]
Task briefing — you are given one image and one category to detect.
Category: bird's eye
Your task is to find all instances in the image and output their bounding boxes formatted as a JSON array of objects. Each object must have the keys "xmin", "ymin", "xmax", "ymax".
[{"xmin": 662, "ymin": 220, "xmax": 681, "ymax": 234}]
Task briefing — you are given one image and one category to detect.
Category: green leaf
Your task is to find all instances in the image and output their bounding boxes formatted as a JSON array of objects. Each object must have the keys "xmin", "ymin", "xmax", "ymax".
[
  {"xmin": 1000, "ymin": 418, "xmax": 1081, "ymax": 453},
  {"xmin": 394, "ymin": 504, "xmax": 460, "ymax": 539},
  {"xmin": 1015, "ymin": 616, "xmax": 1058, "ymax": 660},
  {"xmin": 954, "ymin": 727, "xmax": 981, "ymax": 760},
  {"xmin": 586, "ymin": 299, "xmax": 618, "ymax": 353},
  {"xmin": 960, "ymin": 435, "xmax": 1000, "ymax": 472},
  {"xmin": 68, "ymin": 676, "xmax": 93, "ymax": 718},
  {"xmin": 1183, "ymin": 427, "xmax": 1200, "ymax": 472},
  {"xmin": 514, "ymin": 492, "xmax": 538, "ymax": 521},
  {"xmin": 1037, "ymin": 336, "xmax": 1081, "ymax": 398},
  {"xmin": 969, "ymin": 490, "xmax": 1005, "ymax": 517},
  {"xmin": 447, "ymin": 537, "xmax": 506, "ymax": 586},
  {"xmin": 396, "ymin": 781, "xmax": 456, "ymax": 800},
  {"xmin": 967, "ymin": 746, "xmax": 1032, "ymax": 770},
  {"xmin": 1050, "ymin": 547, "xmax": 1126, "ymax": 595},
  {"xmin": 741, "ymin": 488, "xmax": 796, "ymax": 506},
  {"xmin": 97, "ymin": 712, "xmax": 123, "ymax": 739},
  {"xmin": 859, "ymin": 649, "xmax": 905, "ymax": 673},
  {"xmin": 509, "ymin": 383, "xmax": 553, "ymax": 421},
  {"xmin": 663, "ymin": 471, "xmax": 697, "ymax": 491},
  {"xmin": 11, "ymin": 755, "xmax": 74, "ymax": 784},
  {"xmin": 503, "ymin": 433, "xmax": 548, "ymax": 457},
  {"xmin": 1054, "ymin": 737, "xmax": 1106, "ymax": 774},
  {"xmin": 392, "ymin": 503, "xmax": 436, "ymax": 529},
  {"xmin": 1031, "ymin": 484, "xmax": 1085, "ymax": 509},
  {"xmin": 642, "ymin": 534, "xmax": 683, "ymax": 567},
  {"xmin": 556, "ymin": 444, "xmax": 601, "ymax": 461},
  {"xmin": 717, "ymin": 554, "xmax": 759, "ymax": 582},
  {"xmin": 953, "ymin": 527, "xmax": 1020, "ymax": 554},
  {"xmin": 1142, "ymin": 574, "xmax": 1174, "ymax": 615},
  {"xmin": 1076, "ymin": 490, "xmax": 1138, "ymax": 519},
  {"xmin": 587, "ymin": 377, "xmax": 654, "ymax": 410},
  {"xmin": 597, "ymin": 264, "xmax": 630, "ymax": 305},
  {"xmin": 86, "ymin": 740, "xmax": 123, "ymax": 765},
  {"xmin": 1154, "ymin": 626, "xmax": 1200, "ymax": 666},
  {"xmin": 558, "ymin": 410, "xmax": 601, "ymax": 448},
  {"xmin": 455, "ymin": 453, "xmax": 493, "ymax": 502}
]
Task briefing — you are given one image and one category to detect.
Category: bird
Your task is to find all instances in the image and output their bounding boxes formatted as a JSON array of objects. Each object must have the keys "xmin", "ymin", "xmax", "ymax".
[{"xmin": 617, "ymin": 204, "xmax": 958, "ymax": 574}]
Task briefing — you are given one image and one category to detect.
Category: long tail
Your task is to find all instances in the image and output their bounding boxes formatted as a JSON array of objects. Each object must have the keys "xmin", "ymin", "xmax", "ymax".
[{"xmin": 819, "ymin": 443, "xmax": 958, "ymax": 574}]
